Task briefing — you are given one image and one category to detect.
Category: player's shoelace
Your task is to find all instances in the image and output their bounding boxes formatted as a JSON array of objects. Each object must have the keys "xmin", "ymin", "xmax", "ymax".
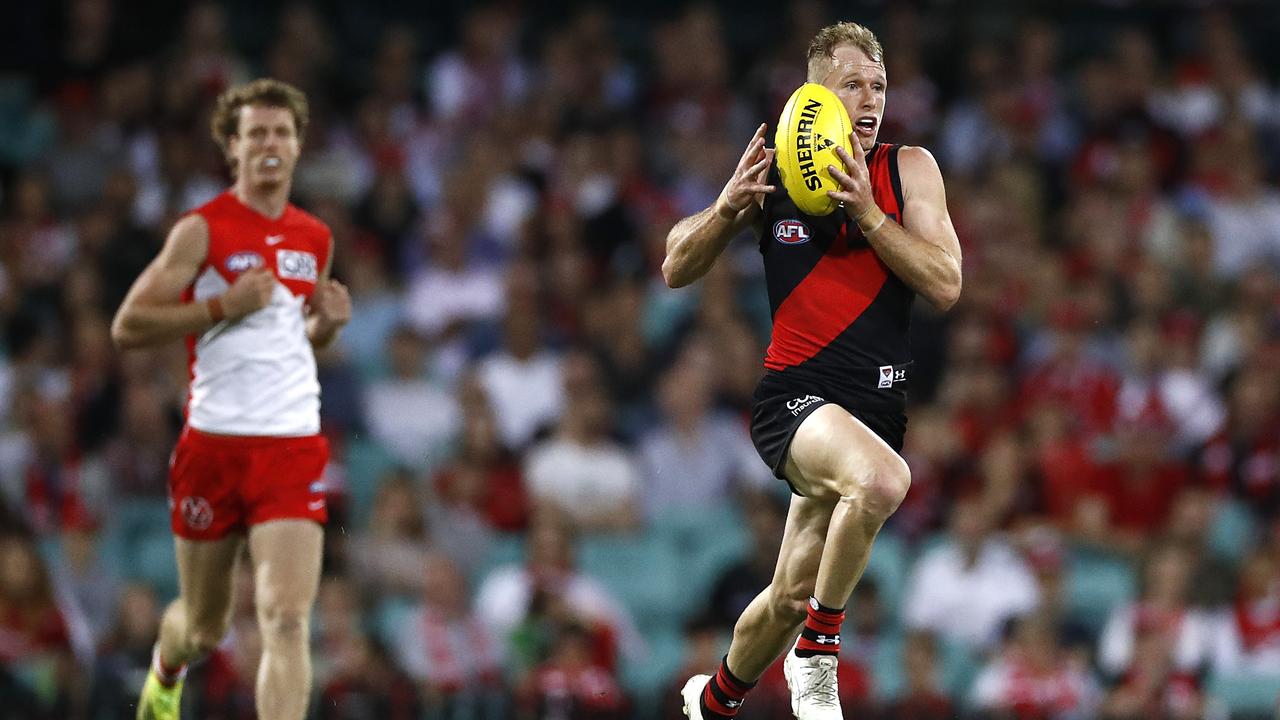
[{"xmin": 798, "ymin": 658, "xmax": 839, "ymax": 708}]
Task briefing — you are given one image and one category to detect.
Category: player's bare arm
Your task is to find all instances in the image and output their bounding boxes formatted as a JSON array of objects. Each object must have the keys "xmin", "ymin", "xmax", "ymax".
[
  {"xmin": 662, "ymin": 123, "xmax": 776, "ymax": 288},
  {"xmin": 111, "ymin": 215, "xmax": 276, "ymax": 349},
  {"xmin": 305, "ymin": 237, "xmax": 350, "ymax": 348},
  {"xmin": 826, "ymin": 142, "xmax": 961, "ymax": 311}
]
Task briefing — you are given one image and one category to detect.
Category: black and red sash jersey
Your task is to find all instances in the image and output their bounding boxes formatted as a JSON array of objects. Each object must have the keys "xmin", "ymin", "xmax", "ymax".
[{"xmin": 757, "ymin": 142, "xmax": 914, "ymax": 412}]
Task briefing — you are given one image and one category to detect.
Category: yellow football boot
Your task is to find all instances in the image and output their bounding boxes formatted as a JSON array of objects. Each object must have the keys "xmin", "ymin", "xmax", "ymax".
[{"xmin": 135, "ymin": 669, "xmax": 183, "ymax": 720}]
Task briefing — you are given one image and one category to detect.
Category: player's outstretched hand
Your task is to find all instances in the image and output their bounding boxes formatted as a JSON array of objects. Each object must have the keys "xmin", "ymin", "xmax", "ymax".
[
  {"xmin": 309, "ymin": 279, "xmax": 351, "ymax": 328},
  {"xmin": 223, "ymin": 267, "xmax": 276, "ymax": 319},
  {"xmin": 826, "ymin": 132, "xmax": 875, "ymax": 220},
  {"xmin": 718, "ymin": 123, "xmax": 776, "ymax": 216}
]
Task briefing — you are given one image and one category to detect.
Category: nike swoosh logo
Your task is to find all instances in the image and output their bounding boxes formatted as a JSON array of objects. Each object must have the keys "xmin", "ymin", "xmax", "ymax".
[
  {"xmin": 266, "ymin": 234, "xmax": 285, "ymax": 245},
  {"xmin": 307, "ymin": 499, "xmax": 325, "ymax": 511}
]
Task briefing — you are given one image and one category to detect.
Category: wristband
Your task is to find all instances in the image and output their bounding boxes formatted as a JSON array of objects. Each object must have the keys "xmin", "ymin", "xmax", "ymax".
[
  {"xmin": 856, "ymin": 206, "xmax": 887, "ymax": 237},
  {"xmin": 206, "ymin": 296, "xmax": 225, "ymax": 324}
]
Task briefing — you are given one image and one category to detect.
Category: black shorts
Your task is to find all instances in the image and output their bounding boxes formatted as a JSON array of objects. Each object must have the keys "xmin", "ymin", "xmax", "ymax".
[{"xmin": 750, "ymin": 370, "xmax": 907, "ymax": 495}]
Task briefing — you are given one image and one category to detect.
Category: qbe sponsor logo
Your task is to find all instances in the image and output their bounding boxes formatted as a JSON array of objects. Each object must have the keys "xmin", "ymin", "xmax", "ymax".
[
  {"xmin": 226, "ymin": 251, "xmax": 265, "ymax": 273},
  {"xmin": 276, "ymin": 249, "xmax": 318, "ymax": 282},
  {"xmin": 773, "ymin": 219, "xmax": 811, "ymax": 245},
  {"xmin": 786, "ymin": 395, "xmax": 824, "ymax": 416}
]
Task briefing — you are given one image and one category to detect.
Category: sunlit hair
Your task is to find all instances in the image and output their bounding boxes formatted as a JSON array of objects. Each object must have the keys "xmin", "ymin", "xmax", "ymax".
[
  {"xmin": 806, "ymin": 21, "xmax": 885, "ymax": 82},
  {"xmin": 209, "ymin": 78, "xmax": 309, "ymax": 174}
]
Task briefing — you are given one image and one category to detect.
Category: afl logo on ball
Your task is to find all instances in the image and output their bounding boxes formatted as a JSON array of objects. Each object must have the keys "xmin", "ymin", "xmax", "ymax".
[
  {"xmin": 226, "ymin": 251, "xmax": 265, "ymax": 273},
  {"xmin": 180, "ymin": 496, "xmax": 214, "ymax": 531},
  {"xmin": 774, "ymin": 219, "xmax": 811, "ymax": 245}
]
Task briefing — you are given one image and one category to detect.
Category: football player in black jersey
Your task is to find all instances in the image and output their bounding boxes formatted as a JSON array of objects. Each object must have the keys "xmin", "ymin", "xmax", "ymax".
[{"xmin": 664, "ymin": 21, "xmax": 961, "ymax": 720}]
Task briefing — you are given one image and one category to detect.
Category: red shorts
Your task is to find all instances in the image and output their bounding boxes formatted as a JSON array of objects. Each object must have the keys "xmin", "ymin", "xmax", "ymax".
[{"xmin": 168, "ymin": 426, "xmax": 330, "ymax": 540}]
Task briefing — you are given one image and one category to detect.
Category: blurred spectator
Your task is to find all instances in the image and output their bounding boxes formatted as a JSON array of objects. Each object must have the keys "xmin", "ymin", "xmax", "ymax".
[
  {"xmin": 426, "ymin": 6, "xmax": 529, "ymax": 126},
  {"xmin": 515, "ymin": 622, "xmax": 630, "ymax": 720},
  {"xmin": 87, "ymin": 583, "xmax": 161, "ymax": 719},
  {"xmin": 402, "ymin": 205, "xmax": 504, "ymax": 342},
  {"xmin": 1194, "ymin": 366, "xmax": 1280, "ymax": 520},
  {"xmin": 903, "ymin": 497, "xmax": 1040, "ymax": 651},
  {"xmin": 347, "ymin": 469, "xmax": 432, "ymax": 598},
  {"xmin": 1208, "ymin": 547, "xmax": 1280, "ymax": 673},
  {"xmin": 1099, "ymin": 626, "xmax": 1206, "ymax": 720},
  {"xmin": 45, "ymin": 514, "xmax": 116, "ymax": 656},
  {"xmin": 840, "ymin": 577, "xmax": 887, "ymax": 670},
  {"xmin": 706, "ymin": 490, "xmax": 786, "ymax": 631},
  {"xmin": 969, "ymin": 612, "xmax": 1102, "ymax": 719},
  {"xmin": 316, "ymin": 634, "xmax": 421, "ymax": 720},
  {"xmin": 638, "ymin": 337, "xmax": 770, "ymax": 519},
  {"xmin": 336, "ymin": 243, "xmax": 404, "ymax": 379},
  {"xmin": 0, "ymin": 534, "xmax": 76, "ymax": 718},
  {"xmin": 523, "ymin": 352, "xmax": 640, "ymax": 533},
  {"xmin": 431, "ymin": 386, "xmax": 530, "ymax": 533},
  {"xmin": 474, "ymin": 511, "xmax": 642, "ymax": 670},
  {"xmin": 477, "ymin": 284, "xmax": 564, "ymax": 451},
  {"xmin": 187, "ymin": 614, "xmax": 260, "ymax": 720},
  {"xmin": 362, "ymin": 325, "xmax": 459, "ymax": 471},
  {"xmin": 882, "ymin": 631, "xmax": 955, "ymax": 720},
  {"xmin": 1097, "ymin": 543, "xmax": 1212, "ymax": 679},
  {"xmin": 390, "ymin": 554, "xmax": 502, "ymax": 718}
]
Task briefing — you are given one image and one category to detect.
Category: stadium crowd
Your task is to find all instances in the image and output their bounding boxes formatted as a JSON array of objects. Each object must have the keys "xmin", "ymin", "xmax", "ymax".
[{"xmin": 1, "ymin": 1, "xmax": 1279, "ymax": 718}]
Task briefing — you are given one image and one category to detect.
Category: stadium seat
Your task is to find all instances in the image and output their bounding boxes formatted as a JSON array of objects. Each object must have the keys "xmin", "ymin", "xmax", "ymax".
[
  {"xmin": 579, "ymin": 533, "xmax": 685, "ymax": 628},
  {"xmin": 341, "ymin": 436, "xmax": 398, "ymax": 525},
  {"xmin": 1065, "ymin": 547, "xmax": 1136, "ymax": 634},
  {"xmin": 863, "ymin": 531, "xmax": 907, "ymax": 622},
  {"xmin": 1206, "ymin": 671, "xmax": 1280, "ymax": 719},
  {"xmin": 1208, "ymin": 498, "xmax": 1258, "ymax": 562},
  {"xmin": 371, "ymin": 596, "xmax": 419, "ymax": 650},
  {"xmin": 867, "ymin": 630, "xmax": 907, "ymax": 701},
  {"xmin": 620, "ymin": 624, "xmax": 686, "ymax": 714},
  {"xmin": 649, "ymin": 505, "xmax": 751, "ymax": 617}
]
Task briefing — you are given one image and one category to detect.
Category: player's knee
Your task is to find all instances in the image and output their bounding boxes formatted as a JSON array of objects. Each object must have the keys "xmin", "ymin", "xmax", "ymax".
[
  {"xmin": 258, "ymin": 603, "xmax": 310, "ymax": 645},
  {"xmin": 836, "ymin": 454, "xmax": 911, "ymax": 519}
]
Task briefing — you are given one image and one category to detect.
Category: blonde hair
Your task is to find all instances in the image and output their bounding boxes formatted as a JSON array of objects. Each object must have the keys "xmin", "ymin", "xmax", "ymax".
[
  {"xmin": 210, "ymin": 78, "xmax": 309, "ymax": 169},
  {"xmin": 806, "ymin": 22, "xmax": 884, "ymax": 81}
]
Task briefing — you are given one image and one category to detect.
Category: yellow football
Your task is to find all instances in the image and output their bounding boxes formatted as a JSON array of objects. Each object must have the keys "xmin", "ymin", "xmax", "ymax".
[{"xmin": 774, "ymin": 83, "xmax": 854, "ymax": 216}]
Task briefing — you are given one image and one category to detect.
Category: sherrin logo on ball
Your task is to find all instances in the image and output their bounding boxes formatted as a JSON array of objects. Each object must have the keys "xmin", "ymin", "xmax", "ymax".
[{"xmin": 774, "ymin": 82, "xmax": 854, "ymax": 216}]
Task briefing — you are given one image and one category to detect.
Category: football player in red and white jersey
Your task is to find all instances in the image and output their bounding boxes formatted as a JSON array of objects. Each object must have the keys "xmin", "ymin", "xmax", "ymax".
[{"xmin": 112, "ymin": 78, "xmax": 350, "ymax": 720}]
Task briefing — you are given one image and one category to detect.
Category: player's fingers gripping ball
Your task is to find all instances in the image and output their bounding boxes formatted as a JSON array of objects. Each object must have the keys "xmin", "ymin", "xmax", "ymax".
[{"xmin": 774, "ymin": 83, "xmax": 855, "ymax": 216}]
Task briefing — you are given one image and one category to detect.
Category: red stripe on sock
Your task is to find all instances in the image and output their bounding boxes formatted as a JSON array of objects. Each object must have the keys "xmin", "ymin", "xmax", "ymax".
[
  {"xmin": 702, "ymin": 682, "xmax": 735, "ymax": 716},
  {"xmin": 715, "ymin": 665, "xmax": 750, "ymax": 697},
  {"xmin": 805, "ymin": 604, "xmax": 845, "ymax": 635}
]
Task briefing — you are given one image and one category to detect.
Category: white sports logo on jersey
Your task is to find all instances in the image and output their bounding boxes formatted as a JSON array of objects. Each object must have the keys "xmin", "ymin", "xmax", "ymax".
[{"xmin": 226, "ymin": 251, "xmax": 265, "ymax": 273}]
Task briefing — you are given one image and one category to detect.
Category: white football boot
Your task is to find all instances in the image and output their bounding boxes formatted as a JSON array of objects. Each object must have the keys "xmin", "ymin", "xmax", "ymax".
[
  {"xmin": 681, "ymin": 674, "xmax": 712, "ymax": 719},
  {"xmin": 783, "ymin": 645, "xmax": 842, "ymax": 719}
]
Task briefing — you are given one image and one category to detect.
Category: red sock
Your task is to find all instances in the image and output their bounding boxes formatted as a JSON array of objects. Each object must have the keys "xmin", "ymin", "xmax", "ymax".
[
  {"xmin": 699, "ymin": 656, "xmax": 755, "ymax": 718},
  {"xmin": 152, "ymin": 646, "xmax": 187, "ymax": 688},
  {"xmin": 794, "ymin": 597, "xmax": 844, "ymax": 657}
]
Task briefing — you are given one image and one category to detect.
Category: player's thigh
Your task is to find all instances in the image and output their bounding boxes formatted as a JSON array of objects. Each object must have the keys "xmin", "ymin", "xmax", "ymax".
[
  {"xmin": 248, "ymin": 519, "xmax": 324, "ymax": 615},
  {"xmin": 175, "ymin": 534, "xmax": 244, "ymax": 627},
  {"xmin": 782, "ymin": 403, "xmax": 908, "ymax": 504}
]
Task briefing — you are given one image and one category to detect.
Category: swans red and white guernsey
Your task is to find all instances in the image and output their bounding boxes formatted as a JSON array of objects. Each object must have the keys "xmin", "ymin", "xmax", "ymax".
[{"xmin": 182, "ymin": 191, "xmax": 332, "ymax": 436}]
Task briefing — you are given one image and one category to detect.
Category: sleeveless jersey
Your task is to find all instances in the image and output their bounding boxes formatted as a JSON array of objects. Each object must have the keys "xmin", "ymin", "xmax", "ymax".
[
  {"xmin": 758, "ymin": 143, "xmax": 914, "ymax": 411},
  {"xmin": 182, "ymin": 191, "xmax": 332, "ymax": 436}
]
